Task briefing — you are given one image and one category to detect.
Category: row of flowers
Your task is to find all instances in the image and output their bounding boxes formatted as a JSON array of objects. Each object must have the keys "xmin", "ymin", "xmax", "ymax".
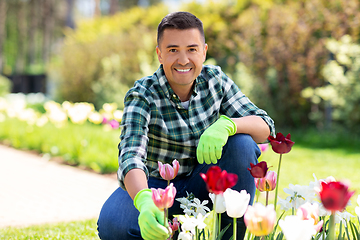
[
  {"xmin": 0, "ymin": 93, "xmax": 123, "ymax": 130},
  {"xmin": 151, "ymin": 133, "xmax": 360, "ymax": 240}
]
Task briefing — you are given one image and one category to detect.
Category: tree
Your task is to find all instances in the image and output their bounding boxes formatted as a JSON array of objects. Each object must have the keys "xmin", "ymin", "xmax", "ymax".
[{"xmin": 0, "ymin": 0, "xmax": 7, "ymax": 71}]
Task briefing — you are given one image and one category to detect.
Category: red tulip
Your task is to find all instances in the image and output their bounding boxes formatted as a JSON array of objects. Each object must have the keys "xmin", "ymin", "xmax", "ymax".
[
  {"xmin": 319, "ymin": 181, "xmax": 355, "ymax": 212},
  {"xmin": 151, "ymin": 183, "xmax": 177, "ymax": 210},
  {"xmin": 200, "ymin": 166, "xmax": 238, "ymax": 195},
  {"xmin": 268, "ymin": 133, "xmax": 295, "ymax": 154},
  {"xmin": 248, "ymin": 161, "xmax": 269, "ymax": 178}
]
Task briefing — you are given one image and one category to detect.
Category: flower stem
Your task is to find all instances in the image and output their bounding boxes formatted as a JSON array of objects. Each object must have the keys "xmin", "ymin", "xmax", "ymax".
[
  {"xmin": 274, "ymin": 154, "xmax": 282, "ymax": 211},
  {"xmin": 233, "ymin": 218, "xmax": 237, "ymax": 240},
  {"xmin": 266, "ymin": 191, "xmax": 269, "ymax": 206},
  {"xmin": 255, "ymin": 187, "xmax": 259, "ymax": 203},
  {"xmin": 218, "ymin": 213, "xmax": 221, "ymax": 237},
  {"xmin": 329, "ymin": 212, "xmax": 335, "ymax": 240},
  {"xmin": 212, "ymin": 197, "xmax": 218, "ymax": 240}
]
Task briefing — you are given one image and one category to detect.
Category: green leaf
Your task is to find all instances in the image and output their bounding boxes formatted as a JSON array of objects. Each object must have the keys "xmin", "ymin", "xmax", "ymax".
[{"xmin": 216, "ymin": 223, "xmax": 231, "ymax": 240}]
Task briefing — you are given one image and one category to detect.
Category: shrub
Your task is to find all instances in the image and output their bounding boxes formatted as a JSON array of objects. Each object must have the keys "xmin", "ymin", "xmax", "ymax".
[
  {"xmin": 301, "ymin": 35, "xmax": 360, "ymax": 131},
  {"xmin": 0, "ymin": 75, "xmax": 12, "ymax": 97}
]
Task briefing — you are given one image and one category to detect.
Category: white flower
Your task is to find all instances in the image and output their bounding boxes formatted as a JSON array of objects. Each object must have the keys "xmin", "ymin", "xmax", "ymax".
[
  {"xmin": 223, "ymin": 189, "xmax": 250, "ymax": 218},
  {"xmin": 88, "ymin": 111, "xmax": 103, "ymax": 124},
  {"xmin": 355, "ymin": 195, "xmax": 360, "ymax": 218},
  {"xmin": 280, "ymin": 184, "xmax": 316, "ymax": 211},
  {"xmin": 178, "ymin": 231, "xmax": 192, "ymax": 240},
  {"xmin": 113, "ymin": 110, "xmax": 123, "ymax": 122},
  {"xmin": 335, "ymin": 210, "xmax": 355, "ymax": 226},
  {"xmin": 209, "ymin": 193, "xmax": 226, "ymax": 213},
  {"xmin": 67, "ymin": 102, "xmax": 94, "ymax": 124},
  {"xmin": 279, "ymin": 215, "xmax": 316, "ymax": 240},
  {"xmin": 179, "ymin": 213, "xmax": 209, "ymax": 235},
  {"xmin": 188, "ymin": 198, "xmax": 210, "ymax": 217},
  {"xmin": 278, "ymin": 197, "xmax": 292, "ymax": 211}
]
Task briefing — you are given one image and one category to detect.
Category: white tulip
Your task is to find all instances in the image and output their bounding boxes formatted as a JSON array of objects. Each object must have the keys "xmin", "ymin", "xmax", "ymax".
[
  {"xmin": 279, "ymin": 215, "xmax": 316, "ymax": 240},
  {"xmin": 223, "ymin": 188, "xmax": 250, "ymax": 218}
]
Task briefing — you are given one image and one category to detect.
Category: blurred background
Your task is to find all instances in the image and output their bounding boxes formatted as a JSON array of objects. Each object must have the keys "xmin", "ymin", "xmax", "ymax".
[
  {"xmin": 0, "ymin": 0, "xmax": 360, "ymax": 174},
  {"xmin": 1, "ymin": 0, "xmax": 360, "ymax": 129}
]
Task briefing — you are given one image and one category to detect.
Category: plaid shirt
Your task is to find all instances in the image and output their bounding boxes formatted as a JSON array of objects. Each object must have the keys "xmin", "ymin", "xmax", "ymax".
[{"xmin": 117, "ymin": 64, "xmax": 275, "ymax": 189}]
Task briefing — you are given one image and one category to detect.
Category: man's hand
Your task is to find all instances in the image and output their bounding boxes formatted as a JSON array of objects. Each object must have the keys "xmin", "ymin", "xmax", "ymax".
[
  {"xmin": 134, "ymin": 189, "xmax": 169, "ymax": 240},
  {"xmin": 196, "ymin": 115, "xmax": 237, "ymax": 164}
]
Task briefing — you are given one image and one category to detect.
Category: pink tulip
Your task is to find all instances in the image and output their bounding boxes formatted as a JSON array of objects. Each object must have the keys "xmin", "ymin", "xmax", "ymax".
[
  {"xmin": 255, "ymin": 170, "xmax": 277, "ymax": 192},
  {"xmin": 169, "ymin": 217, "xmax": 180, "ymax": 233},
  {"xmin": 158, "ymin": 160, "xmax": 180, "ymax": 181},
  {"xmin": 108, "ymin": 119, "xmax": 120, "ymax": 129},
  {"xmin": 151, "ymin": 183, "xmax": 177, "ymax": 210},
  {"xmin": 244, "ymin": 203, "xmax": 276, "ymax": 236},
  {"xmin": 297, "ymin": 202, "xmax": 323, "ymax": 233},
  {"xmin": 258, "ymin": 143, "xmax": 269, "ymax": 153}
]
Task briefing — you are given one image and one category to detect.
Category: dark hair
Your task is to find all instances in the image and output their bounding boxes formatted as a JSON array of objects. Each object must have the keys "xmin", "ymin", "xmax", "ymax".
[{"xmin": 157, "ymin": 12, "xmax": 205, "ymax": 45}]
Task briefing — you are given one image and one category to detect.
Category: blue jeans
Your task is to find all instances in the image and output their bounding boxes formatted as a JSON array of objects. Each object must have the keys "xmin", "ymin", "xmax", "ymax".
[{"xmin": 97, "ymin": 134, "xmax": 260, "ymax": 240}]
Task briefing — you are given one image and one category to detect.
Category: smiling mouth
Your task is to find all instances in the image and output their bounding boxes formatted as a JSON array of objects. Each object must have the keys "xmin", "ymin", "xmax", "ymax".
[{"xmin": 175, "ymin": 68, "xmax": 192, "ymax": 73}]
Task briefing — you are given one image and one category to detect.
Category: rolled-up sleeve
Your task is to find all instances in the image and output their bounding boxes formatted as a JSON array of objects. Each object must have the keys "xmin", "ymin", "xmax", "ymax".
[
  {"xmin": 218, "ymin": 70, "xmax": 275, "ymax": 137},
  {"xmin": 117, "ymin": 91, "xmax": 151, "ymax": 190}
]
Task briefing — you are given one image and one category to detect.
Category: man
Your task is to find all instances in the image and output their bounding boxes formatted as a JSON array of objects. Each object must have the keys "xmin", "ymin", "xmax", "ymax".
[{"xmin": 97, "ymin": 11, "xmax": 275, "ymax": 240}]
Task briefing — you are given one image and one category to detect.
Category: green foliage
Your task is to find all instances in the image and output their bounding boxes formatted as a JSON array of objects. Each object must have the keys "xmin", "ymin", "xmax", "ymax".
[
  {"xmin": 52, "ymin": 0, "xmax": 360, "ymax": 128},
  {"xmin": 53, "ymin": 4, "xmax": 167, "ymax": 109},
  {"xmin": 0, "ymin": 118, "xmax": 119, "ymax": 174},
  {"xmin": 0, "ymin": 75, "xmax": 12, "ymax": 96},
  {"xmin": 0, "ymin": 219, "xmax": 99, "ymax": 240},
  {"xmin": 301, "ymin": 35, "xmax": 360, "ymax": 130}
]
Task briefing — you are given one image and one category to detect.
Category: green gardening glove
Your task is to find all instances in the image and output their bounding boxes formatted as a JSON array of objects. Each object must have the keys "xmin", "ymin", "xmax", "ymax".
[
  {"xmin": 134, "ymin": 189, "xmax": 170, "ymax": 240},
  {"xmin": 196, "ymin": 115, "xmax": 237, "ymax": 164}
]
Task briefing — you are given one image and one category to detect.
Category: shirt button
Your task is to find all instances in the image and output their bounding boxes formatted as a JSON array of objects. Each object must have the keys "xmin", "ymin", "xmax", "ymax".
[{"xmin": 172, "ymin": 94, "xmax": 177, "ymax": 98}]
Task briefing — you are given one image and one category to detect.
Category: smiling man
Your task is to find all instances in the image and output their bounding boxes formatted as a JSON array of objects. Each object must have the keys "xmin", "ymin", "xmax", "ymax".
[{"xmin": 97, "ymin": 12, "xmax": 275, "ymax": 240}]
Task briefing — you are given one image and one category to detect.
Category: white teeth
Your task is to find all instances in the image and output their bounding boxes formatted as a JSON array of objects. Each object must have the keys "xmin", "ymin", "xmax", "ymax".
[{"xmin": 176, "ymin": 68, "xmax": 191, "ymax": 72}]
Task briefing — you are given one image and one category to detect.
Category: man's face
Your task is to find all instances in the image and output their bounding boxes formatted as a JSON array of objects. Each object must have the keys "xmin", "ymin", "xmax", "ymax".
[{"xmin": 156, "ymin": 28, "xmax": 208, "ymax": 94}]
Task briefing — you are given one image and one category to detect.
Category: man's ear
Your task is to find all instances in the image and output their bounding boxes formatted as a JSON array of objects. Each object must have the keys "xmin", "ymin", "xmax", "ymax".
[
  {"xmin": 156, "ymin": 46, "xmax": 163, "ymax": 64},
  {"xmin": 203, "ymin": 43, "xmax": 208, "ymax": 62}
]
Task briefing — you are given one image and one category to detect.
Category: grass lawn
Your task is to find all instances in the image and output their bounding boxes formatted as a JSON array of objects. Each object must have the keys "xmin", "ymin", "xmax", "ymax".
[{"xmin": 0, "ymin": 219, "xmax": 99, "ymax": 239}]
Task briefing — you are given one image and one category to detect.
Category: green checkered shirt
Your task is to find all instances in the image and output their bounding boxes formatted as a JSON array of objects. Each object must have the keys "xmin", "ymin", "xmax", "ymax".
[{"xmin": 117, "ymin": 64, "xmax": 275, "ymax": 189}]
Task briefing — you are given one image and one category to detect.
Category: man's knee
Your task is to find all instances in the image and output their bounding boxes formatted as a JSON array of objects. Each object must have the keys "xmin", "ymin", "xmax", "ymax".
[
  {"xmin": 222, "ymin": 134, "xmax": 261, "ymax": 167},
  {"xmin": 97, "ymin": 187, "xmax": 141, "ymax": 240}
]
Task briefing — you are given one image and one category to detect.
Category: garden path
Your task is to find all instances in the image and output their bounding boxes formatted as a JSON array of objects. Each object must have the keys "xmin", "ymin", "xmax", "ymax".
[{"xmin": 0, "ymin": 144, "xmax": 119, "ymax": 228}]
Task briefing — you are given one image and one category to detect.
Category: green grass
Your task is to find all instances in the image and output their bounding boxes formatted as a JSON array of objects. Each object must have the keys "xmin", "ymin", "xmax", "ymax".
[{"xmin": 0, "ymin": 219, "xmax": 99, "ymax": 240}]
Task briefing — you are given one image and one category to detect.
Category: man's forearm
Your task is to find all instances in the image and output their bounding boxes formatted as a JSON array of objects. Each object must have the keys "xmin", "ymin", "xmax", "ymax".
[
  {"xmin": 124, "ymin": 168, "xmax": 148, "ymax": 200},
  {"xmin": 231, "ymin": 116, "xmax": 270, "ymax": 143}
]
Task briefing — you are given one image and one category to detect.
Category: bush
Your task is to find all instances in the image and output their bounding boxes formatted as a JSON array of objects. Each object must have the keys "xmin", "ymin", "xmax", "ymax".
[
  {"xmin": 52, "ymin": 0, "xmax": 360, "ymax": 128},
  {"xmin": 301, "ymin": 35, "xmax": 360, "ymax": 131},
  {"xmin": 0, "ymin": 75, "xmax": 12, "ymax": 96},
  {"xmin": 52, "ymin": 5, "xmax": 168, "ymax": 110}
]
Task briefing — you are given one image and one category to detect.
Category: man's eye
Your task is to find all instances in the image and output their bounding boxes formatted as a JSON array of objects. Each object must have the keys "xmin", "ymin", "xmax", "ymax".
[
  {"xmin": 189, "ymin": 48, "xmax": 197, "ymax": 52},
  {"xmin": 169, "ymin": 49, "xmax": 177, "ymax": 52}
]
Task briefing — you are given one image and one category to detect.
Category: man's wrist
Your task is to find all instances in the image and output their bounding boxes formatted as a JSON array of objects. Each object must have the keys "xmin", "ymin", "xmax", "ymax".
[
  {"xmin": 134, "ymin": 188, "xmax": 151, "ymax": 210},
  {"xmin": 219, "ymin": 115, "xmax": 237, "ymax": 136}
]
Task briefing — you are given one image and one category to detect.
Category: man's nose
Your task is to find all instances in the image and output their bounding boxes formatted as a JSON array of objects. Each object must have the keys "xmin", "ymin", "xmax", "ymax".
[{"xmin": 177, "ymin": 51, "xmax": 190, "ymax": 66}]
